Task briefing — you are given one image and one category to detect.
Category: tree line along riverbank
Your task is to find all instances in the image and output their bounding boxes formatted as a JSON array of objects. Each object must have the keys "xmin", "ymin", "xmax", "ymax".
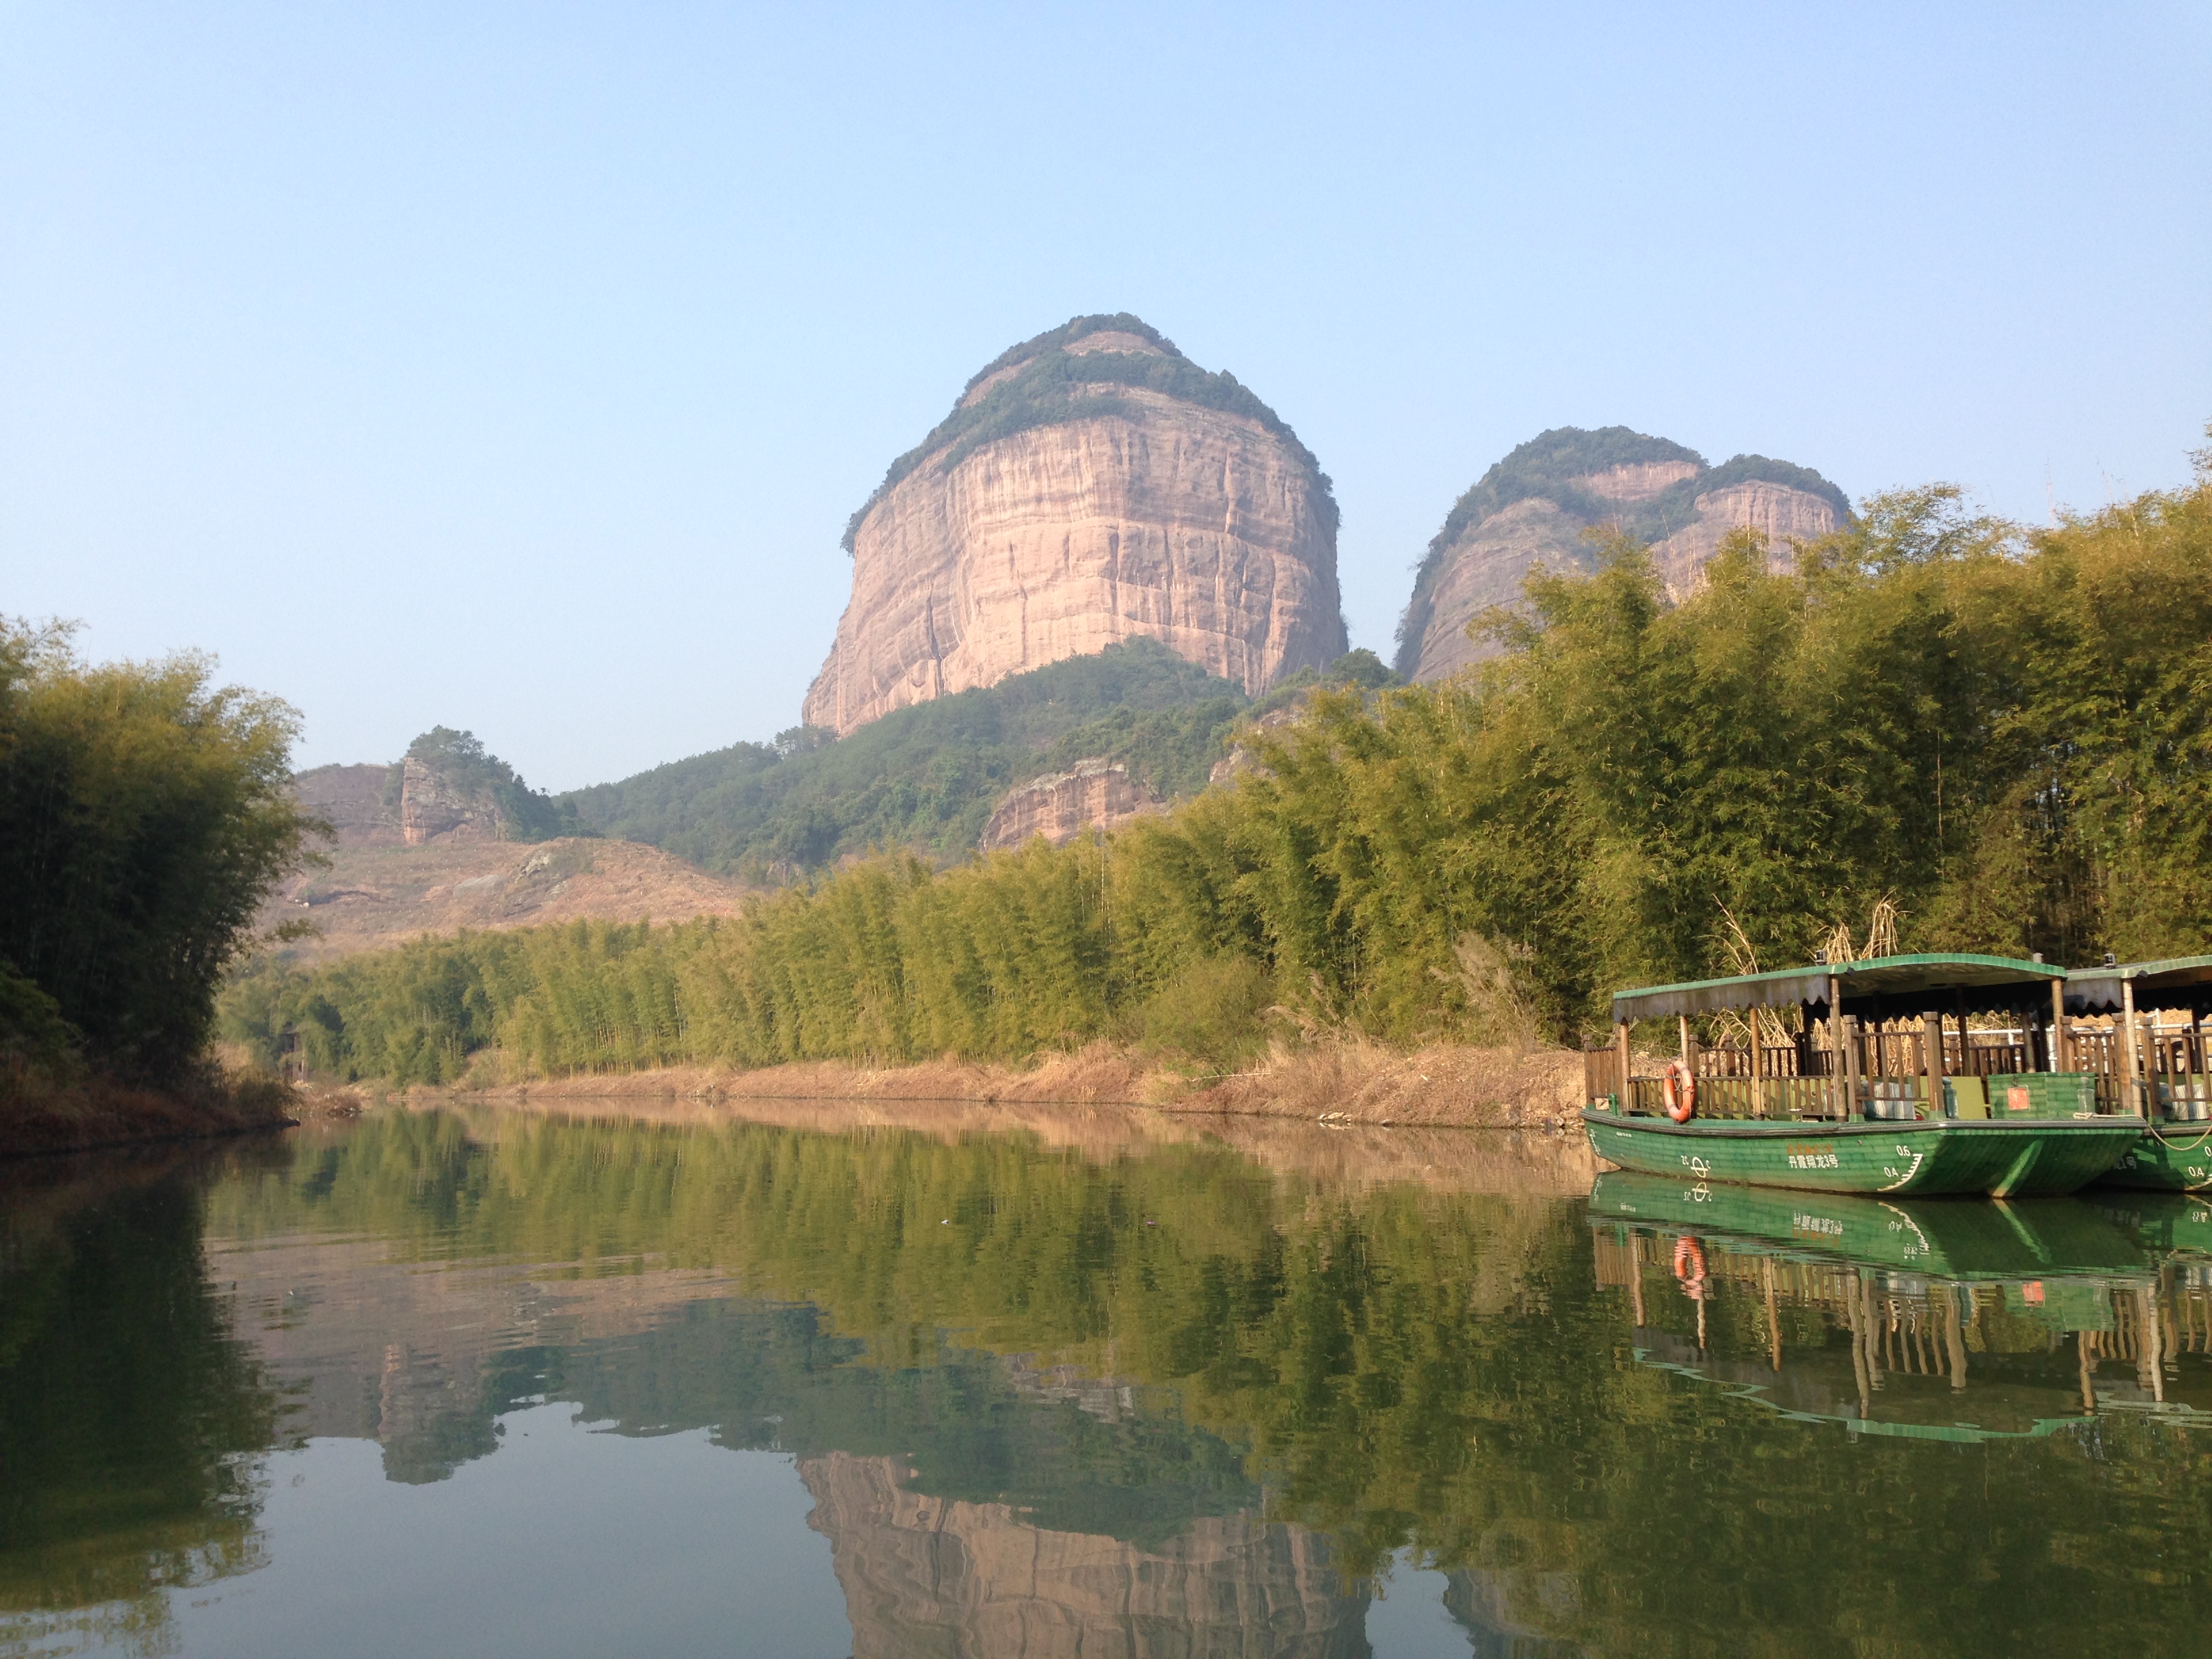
[{"xmin": 219, "ymin": 464, "xmax": 2212, "ymax": 1095}]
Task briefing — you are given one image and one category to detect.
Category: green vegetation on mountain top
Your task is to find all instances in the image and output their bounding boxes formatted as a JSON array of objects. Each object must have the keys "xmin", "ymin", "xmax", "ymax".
[
  {"xmin": 561, "ymin": 640, "xmax": 1395, "ymax": 879},
  {"xmin": 842, "ymin": 312, "xmax": 1336, "ymax": 552},
  {"xmin": 1393, "ymin": 424, "xmax": 1853, "ymax": 676}
]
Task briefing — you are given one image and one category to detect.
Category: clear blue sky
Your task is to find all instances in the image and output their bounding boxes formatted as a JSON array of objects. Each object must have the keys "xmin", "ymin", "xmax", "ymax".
[{"xmin": 5, "ymin": 3, "xmax": 2207, "ymax": 790}]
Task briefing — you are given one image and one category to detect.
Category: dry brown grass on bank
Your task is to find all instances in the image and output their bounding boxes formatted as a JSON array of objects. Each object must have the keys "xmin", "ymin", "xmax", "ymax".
[
  {"xmin": 399, "ymin": 1036, "xmax": 1586, "ymax": 1133},
  {"xmin": 0, "ymin": 1060, "xmax": 299, "ymax": 1160},
  {"xmin": 1170, "ymin": 1038, "xmax": 1584, "ymax": 1130}
]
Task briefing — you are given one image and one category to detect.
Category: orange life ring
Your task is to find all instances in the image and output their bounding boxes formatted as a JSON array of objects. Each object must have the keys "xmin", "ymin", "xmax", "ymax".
[
  {"xmin": 1673, "ymin": 1236, "xmax": 1706, "ymax": 1284},
  {"xmin": 1663, "ymin": 1059, "xmax": 1698, "ymax": 1123}
]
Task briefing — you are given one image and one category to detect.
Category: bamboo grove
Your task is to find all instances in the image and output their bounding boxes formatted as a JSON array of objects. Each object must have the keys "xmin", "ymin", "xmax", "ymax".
[
  {"xmin": 221, "ymin": 460, "xmax": 2212, "ymax": 1086},
  {"xmin": 1, "ymin": 623, "xmax": 312, "ymax": 1086}
]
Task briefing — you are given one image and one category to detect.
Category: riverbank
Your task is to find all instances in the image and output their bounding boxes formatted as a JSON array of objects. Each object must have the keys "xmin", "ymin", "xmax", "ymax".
[
  {"xmin": 331, "ymin": 1038, "xmax": 1590, "ymax": 1132},
  {"xmin": 0, "ymin": 1065, "xmax": 298, "ymax": 1159}
]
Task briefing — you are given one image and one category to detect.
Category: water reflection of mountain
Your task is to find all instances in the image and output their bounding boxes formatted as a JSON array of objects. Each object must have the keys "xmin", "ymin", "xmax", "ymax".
[
  {"xmin": 803, "ymin": 1452, "xmax": 1369, "ymax": 1659},
  {"xmin": 15, "ymin": 1107, "xmax": 2212, "ymax": 1658}
]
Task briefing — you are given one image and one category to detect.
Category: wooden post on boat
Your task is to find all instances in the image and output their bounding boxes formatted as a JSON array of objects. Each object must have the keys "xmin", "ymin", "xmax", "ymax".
[
  {"xmin": 1757, "ymin": 1005, "xmax": 1771, "ymax": 1118},
  {"xmin": 2122, "ymin": 977, "xmax": 2144, "ymax": 1116},
  {"xmin": 1843, "ymin": 1014, "xmax": 1865, "ymax": 1120},
  {"xmin": 1827, "ymin": 974, "xmax": 1847, "ymax": 1120},
  {"xmin": 1922, "ymin": 1010, "xmax": 1947, "ymax": 1118},
  {"xmin": 1614, "ymin": 1019, "xmax": 1632, "ymax": 1109},
  {"xmin": 2051, "ymin": 978, "xmax": 2069, "ymax": 1071}
]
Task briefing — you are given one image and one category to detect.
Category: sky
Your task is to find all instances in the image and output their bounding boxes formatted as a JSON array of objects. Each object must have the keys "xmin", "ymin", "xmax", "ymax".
[{"xmin": 5, "ymin": 3, "xmax": 2208, "ymax": 791}]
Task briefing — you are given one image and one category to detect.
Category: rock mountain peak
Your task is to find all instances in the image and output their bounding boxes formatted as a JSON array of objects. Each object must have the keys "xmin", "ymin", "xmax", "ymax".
[{"xmin": 806, "ymin": 314, "xmax": 1347, "ymax": 736}]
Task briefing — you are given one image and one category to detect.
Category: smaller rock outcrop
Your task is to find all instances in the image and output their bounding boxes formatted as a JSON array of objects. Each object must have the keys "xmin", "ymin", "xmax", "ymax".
[
  {"xmin": 398, "ymin": 754, "xmax": 506, "ymax": 845},
  {"xmin": 979, "ymin": 759, "xmax": 1163, "ymax": 852},
  {"xmin": 1394, "ymin": 428, "xmax": 1851, "ymax": 683}
]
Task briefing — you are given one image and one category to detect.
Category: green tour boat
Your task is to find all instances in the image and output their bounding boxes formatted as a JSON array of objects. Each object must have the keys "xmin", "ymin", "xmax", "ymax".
[
  {"xmin": 1582, "ymin": 954, "xmax": 2146, "ymax": 1196},
  {"xmin": 2066, "ymin": 956, "xmax": 2212, "ymax": 1193}
]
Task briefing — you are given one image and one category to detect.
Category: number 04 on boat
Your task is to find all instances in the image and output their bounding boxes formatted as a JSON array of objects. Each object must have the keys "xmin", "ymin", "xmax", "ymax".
[{"xmin": 1582, "ymin": 954, "xmax": 2144, "ymax": 1196}]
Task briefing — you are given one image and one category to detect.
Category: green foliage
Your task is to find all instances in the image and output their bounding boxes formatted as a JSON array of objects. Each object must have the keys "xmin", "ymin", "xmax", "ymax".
[
  {"xmin": 1393, "ymin": 424, "xmax": 1853, "ymax": 676},
  {"xmin": 0, "ymin": 1164, "xmax": 282, "ymax": 1631},
  {"xmin": 0, "ymin": 621, "xmax": 313, "ymax": 1080},
  {"xmin": 562, "ymin": 638, "xmax": 1254, "ymax": 876},
  {"xmin": 1133, "ymin": 954, "xmax": 1275, "ymax": 1065},
  {"xmin": 842, "ymin": 312, "xmax": 1336, "ymax": 552},
  {"xmin": 399, "ymin": 726, "xmax": 588, "ymax": 842},
  {"xmin": 0, "ymin": 960, "xmax": 81, "ymax": 1082},
  {"xmin": 227, "ymin": 462, "xmax": 2212, "ymax": 1076}
]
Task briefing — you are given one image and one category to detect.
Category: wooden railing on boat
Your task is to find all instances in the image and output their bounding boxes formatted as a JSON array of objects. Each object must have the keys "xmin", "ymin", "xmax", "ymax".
[{"xmin": 1583, "ymin": 1017, "xmax": 2163, "ymax": 1122}]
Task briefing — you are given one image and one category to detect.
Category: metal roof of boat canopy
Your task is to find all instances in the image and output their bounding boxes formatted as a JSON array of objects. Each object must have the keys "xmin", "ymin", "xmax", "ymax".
[
  {"xmin": 2066, "ymin": 956, "xmax": 2212, "ymax": 1015},
  {"xmin": 1612, "ymin": 954, "xmax": 2064, "ymax": 1025}
]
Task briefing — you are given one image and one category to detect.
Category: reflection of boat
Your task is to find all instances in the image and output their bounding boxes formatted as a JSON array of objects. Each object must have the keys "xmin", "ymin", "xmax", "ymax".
[
  {"xmin": 1582, "ymin": 954, "xmax": 2144, "ymax": 1194},
  {"xmin": 2066, "ymin": 957, "xmax": 2212, "ymax": 1191},
  {"xmin": 2091, "ymin": 1189, "xmax": 2212, "ymax": 1261},
  {"xmin": 1587, "ymin": 1172, "xmax": 2150, "ymax": 1279},
  {"xmin": 1587, "ymin": 1172, "xmax": 2184, "ymax": 1441}
]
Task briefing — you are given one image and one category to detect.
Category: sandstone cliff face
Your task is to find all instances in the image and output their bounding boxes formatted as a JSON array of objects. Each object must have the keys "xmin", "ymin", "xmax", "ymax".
[
  {"xmin": 292, "ymin": 763, "xmax": 404, "ymax": 846},
  {"xmin": 800, "ymin": 1452, "xmax": 1369, "ymax": 1659},
  {"xmin": 397, "ymin": 754, "xmax": 508, "ymax": 845},
  {"xmin": 1395, "ymin": 428, "xmax": 1849, "ymax": 684},
  {"xmin": 978, "ymin": 758, "xmax": 1163, "ymax": 852},
  {"xmin": 806, "ymin": 315, "xmax": 1346, "ymax": 735}
]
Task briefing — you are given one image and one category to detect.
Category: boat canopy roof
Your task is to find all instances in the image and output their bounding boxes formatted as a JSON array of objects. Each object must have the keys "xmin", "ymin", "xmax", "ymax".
[
  {"xmin": 2066, "ymin": 956, "xmax": 2212, "ymax": 1015},
  {"xmin": 1612, "ymin": 953, "xmax": 2063, "ymax": 1025}
]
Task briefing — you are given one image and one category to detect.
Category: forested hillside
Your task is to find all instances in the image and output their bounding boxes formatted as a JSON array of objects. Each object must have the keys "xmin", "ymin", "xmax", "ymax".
[
  {"xmin": 562, "ymin": 639, "xmax": 1391, "ymax": 877},
  {"xmin": 224, "ymin": 456, "xmax": 2212, "ymax": 1087}
]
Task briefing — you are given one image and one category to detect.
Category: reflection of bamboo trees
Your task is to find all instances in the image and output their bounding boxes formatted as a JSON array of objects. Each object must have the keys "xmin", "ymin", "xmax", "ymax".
[
  {"xmin": 205, "ymin": 1109, "xmax": 2212, "ymax": 1653},
  {"xmin": 0, "ymin": 1163, "xmax": 283, "ymax": 1649}
]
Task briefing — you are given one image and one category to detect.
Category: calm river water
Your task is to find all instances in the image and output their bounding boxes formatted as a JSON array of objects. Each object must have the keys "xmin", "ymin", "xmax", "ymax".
[{"xmin": 4, "ymin": 1100, "xmax": 2211, "ymax": 1657}]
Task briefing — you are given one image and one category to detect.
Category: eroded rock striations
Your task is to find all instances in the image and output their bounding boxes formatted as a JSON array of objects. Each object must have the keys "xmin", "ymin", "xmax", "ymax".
[
  {"xmin": 977, "ymin": 758, "xmax": 1164, "ymax": 852},
  {"xmin": 1393, "ymin": 427, "xmax": 1851, "ymax": 682},
  {"xmin": 806, "ymin": 314, "xmax": 1347, "ymax": 736}
]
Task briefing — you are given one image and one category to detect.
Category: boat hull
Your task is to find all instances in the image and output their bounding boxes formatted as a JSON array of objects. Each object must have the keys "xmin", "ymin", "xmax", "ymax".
[
  {"xmin": 1582, "ymin": 1111, "xmax": 2142, "ymax": 1197},
  {"xmin": 2089, "ymin": 1126, "xmax": 2212, "ymax": 1193}
]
